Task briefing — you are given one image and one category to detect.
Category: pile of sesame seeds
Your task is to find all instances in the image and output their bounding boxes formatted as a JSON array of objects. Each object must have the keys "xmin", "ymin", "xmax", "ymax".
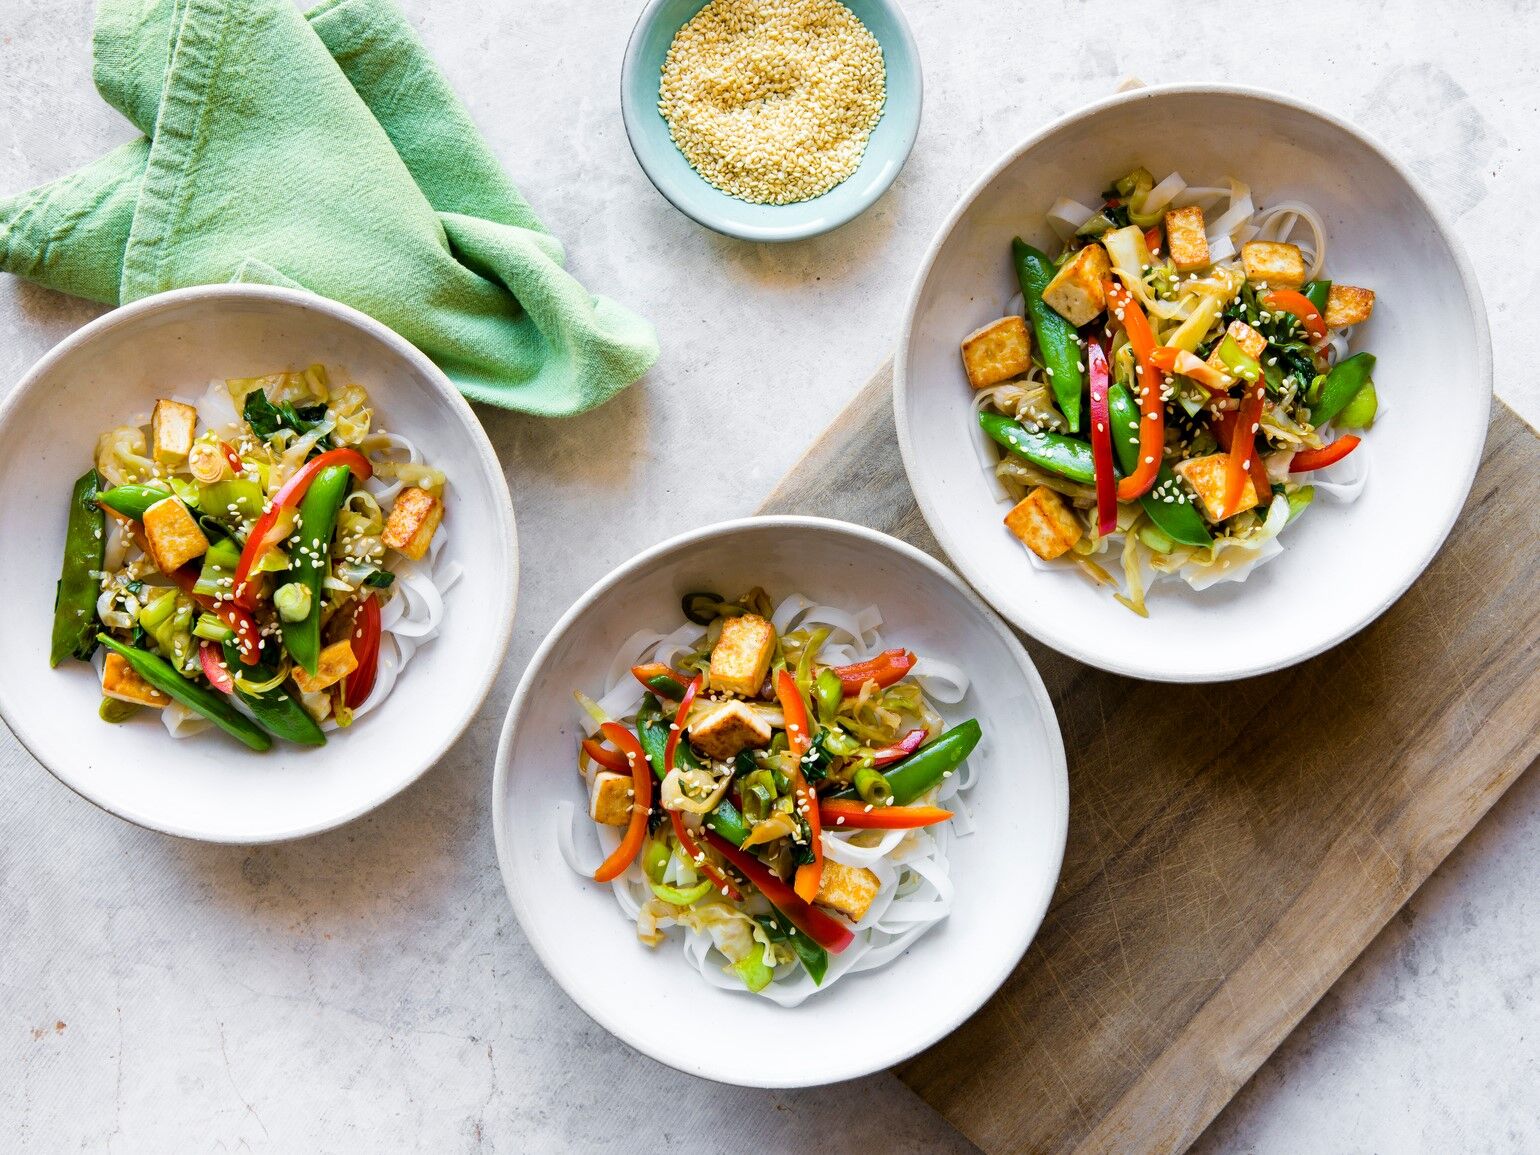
[{"xmin": 657, "ymin": 0, "xmax": 886, "ymax": 206}]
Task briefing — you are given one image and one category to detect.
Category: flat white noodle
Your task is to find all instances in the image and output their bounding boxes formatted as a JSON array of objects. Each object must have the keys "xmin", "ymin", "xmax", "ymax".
[
  {"xmin": 908, "ymin": 654, "xmax": 970, "ymax": 705},
  {"xmin": 1047, "ymin": 197, "xmax": 1097, "ymax": 242},
  {"xmin": 1145, "ymin": 171, "xmax": 1186, "ymax": 217}
]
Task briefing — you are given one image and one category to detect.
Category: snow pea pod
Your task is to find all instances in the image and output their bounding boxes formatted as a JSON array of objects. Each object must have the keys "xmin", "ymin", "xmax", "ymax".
[
  {"xmin": 978, "ymin": 412, "xmax": 1096, "ymax": 484},
  {"xmin": 280, "ymin": 464, "xmax": 351, "ymax": 676},
  {"xmin": 704, "ymin": 797, "xmax": 750, "ymax": 847},
  {"xmin": 1106, "ymin": 384, "xmax": 1213, "ymax": 548},
  {"xmin": 833, "ymin": 719, "xmax": 982, "ymax": 806},
  {"xmin": 1302, "ymin": 280, "xmax": 1331, "ymax": 313},
  {"xmin": 1309, "ymin": 352, "xmax": 1376, "ymax": 429},
  {"xmin": 1013, "ymin": 238, "xmax": 1085, "ymax": 432},
  {"xmin": 97, "ymin": 483, "xmax": 167, "ymax": 522},
  {"xmin": 97, "ymin": 635, "xmax": 272, "ymax": 751},
  {"xmin": 51, "ymin": 469, "xmax": 105, "ymax": 666},
  {"xmin": 223, "ymin": 644, "xmax": 326, "ymax": 747}
]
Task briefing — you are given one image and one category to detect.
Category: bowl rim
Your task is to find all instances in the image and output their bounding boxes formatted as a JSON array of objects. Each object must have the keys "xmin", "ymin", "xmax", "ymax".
[
  {"xmin": 491, "ymin": 513, "xmax": 1069, "ymax": 1087},
  {"xmin": 0, "ymin": 282, "xmax": 520, "ymax": 843},
  {"xmin": 893, "ymin": 81, "xmax": 1495, "ymax": 683},
  {"xmin": 619, "ymin": 0, "xmax": 923, "ymax": 243}
]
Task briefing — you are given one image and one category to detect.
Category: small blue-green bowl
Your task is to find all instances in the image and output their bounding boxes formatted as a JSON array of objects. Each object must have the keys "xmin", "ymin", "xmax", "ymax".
[{"xmin": 621, "ymin": 0, "xmax": 922, "ymax": 242}]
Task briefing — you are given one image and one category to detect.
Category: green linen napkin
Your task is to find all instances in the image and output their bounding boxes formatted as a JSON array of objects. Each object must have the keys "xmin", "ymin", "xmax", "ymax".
[{"xmin": 0, "ymin": 0, "xmax": 658, "ymax": 416}]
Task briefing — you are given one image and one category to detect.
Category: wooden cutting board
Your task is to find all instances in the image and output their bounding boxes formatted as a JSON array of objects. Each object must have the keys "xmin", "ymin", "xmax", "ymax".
[{"xmin": 758, "ymin": 362, "xmax": 1540, "ymax": 1155}]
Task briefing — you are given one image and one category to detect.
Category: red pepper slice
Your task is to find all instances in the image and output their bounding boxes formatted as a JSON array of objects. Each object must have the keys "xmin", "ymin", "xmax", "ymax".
[
  {"xmin": 169, "ymin": 567, "xmax": 262, "ymax": 666},
  {"xmin": 1143, "ymin": 224, "xmax": 1163, "ymax": 255},
  {"xmin": 775, "ymin": 670, "xmax": 824, "ymax": 903},
  {"xmin": 663, "ymin": 675, "xmax": 701, "ymax": 773},
  {"xmin": 1290, "ymin": 435, "xmax": 1361, "ymax": 472},
  {"xmin": 1087, "ymin": 340, "xmax": 1117, "ymax": 537},
  {"xmin": 669, "ymin": 811, "xmax": 743, "ymax": 902},
  {"xmin": 1222, "ymin": 380, "xmax": 1268, "ymax": 519},
  {"xmin": 1264, "ymin": 290, "xmax": 1327, "ymax": 346},
  {"xmin": 1211, "ymin": 410, "xmax": 1273, "ymax": 508},
  {"xmin": 342, "ymin": 594, "xmax": 381, "ymax": 709},
  {"xmin": 870, "ymin": 728, "xmax": 926, "ymax": 767},
  {"xmin": 592, "ymin": 723, "xmax": 652, "ymax": 883},
  {"xmin": 630, "ymin": 662, "xmax": 687, "ymax": 696},
  {"xmin": 581, "ymin": 737, "xmax": 631, "ymax": 774},
  {"xmin": 704, "ymin": 831, "xmax": 855, "ymax": 954},
  {"xmin": 1149, "ymin": 346, "xmax": 1233, "ymax": 393},
  {"xmin": 219, "ymin": 440, "xmax": 245, "ymax": 476},
  {"xmin": 818, "ymin": 800, "xmax": 954, "ymax": 830},
  {"xmin": 231, "ymin": 447, "xmax": 372, "ymax": 609},
  {"xmin": 829, "ymin": 649, "xmax": 915, "ymax": 696},
  {"xmin": 198, "ymin": 642, "xmax": 235, "ymax": 694},
  {"xmin": 1106, "ymin": 280, "xmax": 1165, "ymax": 501}
]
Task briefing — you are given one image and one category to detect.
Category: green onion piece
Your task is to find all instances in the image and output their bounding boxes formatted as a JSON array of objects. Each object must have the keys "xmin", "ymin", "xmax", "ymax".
[
  {"xmin": 192, "ymin": 613, "xmax": 235, "ymax": 642},
  {"xmin": 1136, "ymin": 523, "xmax": 1176, "ymax": 554},
  {"xmin": 853, "ymin": 764, "xmax": 893, "ymax": 807},
  {"xmin": 649, "ymin": 879, "xmax": 713, "ymax": 907},
  {"xmin": 1286, "ymin": 486, "xmax": 1316, "ymax": 523},
  {"xmin": 1215, "ymin": 335, "xmax": 1263, "ymax": 382},
  {"xmin": 643, "ymin": 839, "xmax": 670, "ymax": 885},
  {"xmin": 732, "ymin": 951, "xmax": 775, "ymax": 993},
  {"xmin": 274, "ymin": 582, "xmax": 313, "ymax": 623}
]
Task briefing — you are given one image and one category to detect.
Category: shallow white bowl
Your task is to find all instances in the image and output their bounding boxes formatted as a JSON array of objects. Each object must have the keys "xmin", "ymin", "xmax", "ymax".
[
  {"xmin": 493, "ymin": 516, "xmax": 1066, "ymax": 1087},
  {"xmin": 895, "ymin": 84, "xmax": 1492, "ymax": 682},
  {"xmin": 0, "ymin": 285, "xmax": 517, "ymax": 842}
]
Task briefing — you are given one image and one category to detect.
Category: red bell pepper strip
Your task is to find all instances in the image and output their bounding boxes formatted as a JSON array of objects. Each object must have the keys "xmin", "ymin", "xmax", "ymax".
[
  {"xmin": 1143, "ymin": 224, "xmax": 1163, "ymax": 255},
  {"xmin": 1222, "ymin": 380, "xmax": 1268, "ymax": 519},
  {"xmin": 870, "ymin": 728, "xmax": 926, "ymax": 767},
  {"xmin": 198, "ymin": 642, "xmax": 235, "ymax": 694},
  {"xmin": 1211, "ymin": 410, "xmax": 1273, "ymax": 508},
  {"xmin": 669, "ymin": 811, "xmax": 742, "ymax": 902},
  {"xmin": 592, "ymin": 723, "xmax": 652, "ymax": 883},
  {"xmin": 1087, "ymin": 340, "xmax": 1117, "ymax": 537},
  {"xmin": 219, "ymin": 440, "xmax": 245, "ymax": 476},
  {"xmin": 704, "ymin": 831, "xmax": 855, "ymax": 954},
  {"xmin": 1290, "ymin": 435, "xmax": 1361, "ymax": 472},
  {"xmin": 829, "ymin": 649, "xmax": 915, "ymax": 696},
  {"xmin": 169, "ymin": 567, "xmax": 262, "ymax": 666},
  {"xmin": 581, "ymin": 737, "xmax": 631, "ymax": 774},
  {"xmin": 342, "ymin": 594, "xmax": 381, "ymax": 709},
  {"xmin": 1106, "ymin": 280, "xmax": 1165, "ymax": 501},
  {"xmin": 663, "ymin": 675, "xmax": 701, "ymax": 773},
  {"xmin": 231, "ymin": 447, "xmax": 372, "ymax": 609},
  {"xmin": 775, "ymin": 670, "xmax": 824, "ymax": 903},
  {"xmin": 1264, "ymin": 290, "xmax": 1327, "ymax": 346},
  {"xmin": 630, "ymin": 662, "xmax": 686, "ymax": 696},
  {"xmin": 818, "ymin": 799, "xmax": 954, "ymax": 830}
]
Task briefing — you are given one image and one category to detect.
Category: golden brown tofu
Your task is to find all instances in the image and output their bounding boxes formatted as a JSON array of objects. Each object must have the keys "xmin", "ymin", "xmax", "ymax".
[
  {"xmin": 589, "ymin": 771, "xmax": 635, "ymax": 827},
  {"xmin": 1206, "ymin": 320, "xmax": 1268, "ymax": 374},
  {"xmin": 290, "ymin": 639, "xmax": 359, "ymax": 694},
  {"xmin": 1163, "ymin": 205, "xmax": 1210, "ymax": 271},
  {"xmin": 150, "ymin": 399, "xmax": 198, "ymax": 464},
  {"xmin": 1042, "ymin": 243, "xmax": 1112, "ymax": 327},
  {"xmin": 1325, "ymin": 284, "xmax": 1375, "ymax": 327},
  {"xmin": 709, "ymin": 613, "xmax": 775, "ymax": 698},
  {"xmin": 142, "ymin": 496, "xmax": 209, "ymax": 575},
  {"xmin": 688, "ymin": 699, "xmax": 772, "ymax": 761},
  {"xmin": 101, "ymin": 652, "xmax": 169, "ymax": 708},
  {"xmin": 1241, "ymin": 241, "xmax": 1307, "ymax": 290},
  {"xmin": 381, "ymin": 487, "xmax": 443, "ymax": 561},
  {"xmin": 815, "ymin": 860, "xmax": 881, "ymax": 921},
  {"xmin": 1175, "ymin": 453, "xmax": 1259, "ymax": 522},
  {"xmin": 959, "ymin": 316, "xmax": 1032, "ymax": 389},
  {"xmin": 1004, "ymin": 486, "xmax": 1083, "ymax": 560}
]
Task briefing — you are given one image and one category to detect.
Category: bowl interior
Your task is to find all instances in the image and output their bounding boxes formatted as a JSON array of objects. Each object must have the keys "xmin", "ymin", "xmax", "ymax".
[
  {"xmin": 622, "ymin": 0, "xmax": 921, "ymax": 241},
  {"xmin": 897, "ymin": 88, "xmax": 1490, "ymax": 682},
  {"xmin": 0, "ymin": 288, "xmax": 516, "ymax": 841},
  {"xmin": 494, "ymin": 518, "xmax": 1066, "ymax": 1086}
]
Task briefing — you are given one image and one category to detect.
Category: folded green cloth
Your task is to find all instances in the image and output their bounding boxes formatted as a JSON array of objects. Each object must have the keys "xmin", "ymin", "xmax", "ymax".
[{"xmin": 0, "ymin": 0, "xmax": 658, "ymax": 416}]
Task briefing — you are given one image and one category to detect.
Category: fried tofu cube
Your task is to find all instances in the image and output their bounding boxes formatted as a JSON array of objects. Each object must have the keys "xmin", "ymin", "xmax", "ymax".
[
  {"xmin": 1175, "ymin": 453, "xmax": 1259, "ymax": 522},
  {"xmin": 381, "ymin": 487, "xmax": 443, "ymax": 561},
  {"xmin": 101, "ymin": 652, "xmax": 169, "ymax": 708},
  {"xmin": 150, "ymin": 399, "xmax": 198, "ymax": 463},
  {"xmin": 709, "ymin": 613, "xmax": 776, "ymax": 698},
  {"xmin": 1042, "ymin": 242, "xmax": 1112, "ymax": 327},
  {"xmin": 1004, "ymin": 486, "xmax": 1083, "ymax": 561},
  {"xmin": 1206, "ymin": 320, "xmax": 1268, "ymax": 374},
  {"xmin": 1241, "ymin": 241, "xmax": 1307, "ymax": 290},
  {"xmin": 142, "ymin": 496, "xmax": 209, "ymax": 575},
  {"xmin": 815, "ymin": 860, "xmax": 881, "ymax": 921},
  {"xmin": 688, "ymin": 699, "xmax": 773, "ymax": 761},
  {"xmin": 1325, "ymin": 284, "xmax": 1375, "ymax": 327},
  {"xmin": 289, "ymin": 639, "xmax": 359, "ymax": 694},
  {"xmin": 960, "ymin": 316, "xmax": 1032, "ymax": 389},
  {"xmin": 1163, "ymin": 205, "xmax": 1210, "ymax": 271},
  {"xmin": 589, "ymin": 771, "xmax": 635, "ymax": 827}
]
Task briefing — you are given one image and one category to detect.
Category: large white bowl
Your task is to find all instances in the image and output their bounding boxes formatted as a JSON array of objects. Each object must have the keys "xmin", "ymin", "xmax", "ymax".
[
  {"xmin": 895, "ymin": 84, "xmax": 1492, "ymax": 682},
  {"xmin": 0, "ymin": 285, "xmax": 517, "ymax": 842},
  {"xmin": 493, "ymin": 516, "xmax": 1067, "ymax": 1087}
]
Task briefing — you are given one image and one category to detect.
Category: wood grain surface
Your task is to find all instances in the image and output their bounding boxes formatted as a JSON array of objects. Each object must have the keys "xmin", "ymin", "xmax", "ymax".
[{"xmin": 759, "ymin": 362, "xmax": 1540, "ymax": 1155}]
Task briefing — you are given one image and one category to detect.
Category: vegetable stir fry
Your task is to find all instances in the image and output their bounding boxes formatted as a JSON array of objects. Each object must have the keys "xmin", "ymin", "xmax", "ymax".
[
  {"xmin": 963, "ymin": 169, "xmax": 1380, "ymax": 614},
  {"xmin": 49, "ymin": 366, "xmax": 449, "ymax": 748},
  {"xmin": 565, "ymin": 588, "xmax": 981, "ymax": 1003}
]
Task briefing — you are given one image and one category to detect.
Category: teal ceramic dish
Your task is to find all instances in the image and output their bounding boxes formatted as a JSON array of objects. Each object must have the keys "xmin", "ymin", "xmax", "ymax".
[{"xmin": 621, "ymin": 0, "xmax": 922, "ymax": 242}]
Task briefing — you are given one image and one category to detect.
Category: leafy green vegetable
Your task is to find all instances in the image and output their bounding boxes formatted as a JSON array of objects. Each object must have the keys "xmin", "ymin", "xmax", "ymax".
[
  {"xmin": 362, "ymin": 569, "xmax": 396, "ymax": 589},
  {"xmin": 243, "ymin": 389, "xmax": 329, "ymax": 442},
  {"xmin": 1222, "ymin": 284, "xmax": 1317, "ymax": 393}
]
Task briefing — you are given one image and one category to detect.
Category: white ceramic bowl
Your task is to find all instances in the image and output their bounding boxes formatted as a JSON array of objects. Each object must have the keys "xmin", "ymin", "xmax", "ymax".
[
  {"xmin": 493, "ymin": 516, "xmax": 1066, "ymax": 1087},
  {"xmin": 895, "ymin": 84, "xmax": 1492, "ymax": 682},
  {"xmin": 0, "ymin": 285, "xmax": 517, "ymax": 842}
]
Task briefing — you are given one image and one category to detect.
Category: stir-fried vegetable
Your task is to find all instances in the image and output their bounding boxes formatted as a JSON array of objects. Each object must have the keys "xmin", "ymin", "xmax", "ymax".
[{"xmin": 51, "ymin": 470, "xmax": 105, "ymax": 666}]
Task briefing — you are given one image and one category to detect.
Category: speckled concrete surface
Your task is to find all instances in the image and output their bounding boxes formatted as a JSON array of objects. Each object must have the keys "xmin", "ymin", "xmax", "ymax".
[{"xmin": 2, "ymin": 1, "xmax": 1536, "ymax": 1150}]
